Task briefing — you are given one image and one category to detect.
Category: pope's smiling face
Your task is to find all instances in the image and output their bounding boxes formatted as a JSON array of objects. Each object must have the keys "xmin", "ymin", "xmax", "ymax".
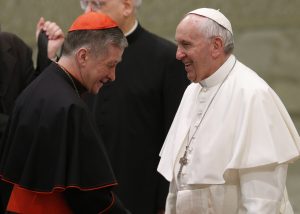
[{"xmin": 175, "ymin": 15, "xmax": 215, "ymax": 83}]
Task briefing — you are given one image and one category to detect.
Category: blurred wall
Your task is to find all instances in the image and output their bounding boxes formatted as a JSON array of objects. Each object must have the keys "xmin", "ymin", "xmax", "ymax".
[{"xmin": 1, "ymin": 0, "xmax": 300, "ymax": 212}]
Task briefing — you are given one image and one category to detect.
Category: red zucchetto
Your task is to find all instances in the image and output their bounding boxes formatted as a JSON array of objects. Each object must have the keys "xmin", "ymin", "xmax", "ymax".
[{"xmin": 68, "ymin": 11, "xmax": 118, "ymax": 32}]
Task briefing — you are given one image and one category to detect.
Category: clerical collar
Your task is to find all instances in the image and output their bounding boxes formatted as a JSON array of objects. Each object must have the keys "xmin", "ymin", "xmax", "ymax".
[
  {"xmin": 124, "ymin": 20, "xmax": 138, "ymax": 37},
  {"xmin": 200, "ymin": 54, "xmax": 236, "ymax": 88}
]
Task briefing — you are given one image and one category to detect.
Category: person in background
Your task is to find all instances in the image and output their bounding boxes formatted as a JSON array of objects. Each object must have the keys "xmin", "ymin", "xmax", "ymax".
[
  {"xmin": 158, "ymin": 8, "xmax": 300, "ymax": 213},
  {"xmin": 80, "ymin": 1, "xmax": 189, "ymax": 213},
  {"xmin": 0, "ymin": 17, "xmax": 64, "ymax": 138},
  {"xmin": 0, "ymin": 12, "xmax": 130, "ymax": 213},
  {"xmin": 0, "ymin": 18, "xmax": 64, "ymax": 213}
]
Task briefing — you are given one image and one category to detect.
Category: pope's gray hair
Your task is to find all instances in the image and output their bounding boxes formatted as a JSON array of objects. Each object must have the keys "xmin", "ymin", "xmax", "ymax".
[{"xmin": 199, "ymin": 17, "xmax": 234, "ymax": 54}]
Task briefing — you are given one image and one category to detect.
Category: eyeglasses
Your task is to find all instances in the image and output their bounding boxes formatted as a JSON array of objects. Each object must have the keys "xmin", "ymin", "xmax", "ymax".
[{"xmin": 80, "ymin": 0, "xmax": 102, "ymax": 11}]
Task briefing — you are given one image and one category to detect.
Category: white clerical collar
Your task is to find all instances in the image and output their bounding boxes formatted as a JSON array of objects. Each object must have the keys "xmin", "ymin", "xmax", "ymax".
[
  {"xmin": 200, "ymin": 55, "xmax": 236, "ymax": 88},
  {"xmin": 124, "ymin": 20, "xmax": 138, "ymax": 37}
]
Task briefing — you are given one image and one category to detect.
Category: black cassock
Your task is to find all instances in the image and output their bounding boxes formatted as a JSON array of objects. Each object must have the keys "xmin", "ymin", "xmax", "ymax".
[
  {"xmin": 0, "ymin": 63, "xmax": 129, "ymax": 213},
  {"xmin": 85, "ymin": 24, "xmax": 189, "ymax": 213}
]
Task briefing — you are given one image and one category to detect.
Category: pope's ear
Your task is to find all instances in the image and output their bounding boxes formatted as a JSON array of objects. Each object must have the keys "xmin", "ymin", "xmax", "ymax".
[{"xmin": 211, "ymin": 37, "xmax": 224, "ymax": 58}]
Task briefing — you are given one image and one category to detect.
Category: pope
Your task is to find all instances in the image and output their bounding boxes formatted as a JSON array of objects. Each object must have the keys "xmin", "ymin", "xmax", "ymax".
[{"xmin": 158, "ymin": 8, "xmax": 300, "ymax": 214}]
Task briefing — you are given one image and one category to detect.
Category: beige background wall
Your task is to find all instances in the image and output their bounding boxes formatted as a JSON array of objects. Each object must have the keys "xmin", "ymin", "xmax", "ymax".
[{"xmin": 1, "ymin": 0, "xmax": 300, "ymax": 212}]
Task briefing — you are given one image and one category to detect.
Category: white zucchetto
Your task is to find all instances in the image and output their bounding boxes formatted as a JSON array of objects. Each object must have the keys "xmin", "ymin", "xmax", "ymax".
[{"xmin": 188, "ymin": 8, "xmax": 233, "ymax": 35}]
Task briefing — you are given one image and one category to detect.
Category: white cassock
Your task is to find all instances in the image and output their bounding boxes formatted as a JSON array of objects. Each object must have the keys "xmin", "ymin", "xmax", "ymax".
[{"xmin": 158, "ymin": 55, "xmax": 300, "ymax": 214}]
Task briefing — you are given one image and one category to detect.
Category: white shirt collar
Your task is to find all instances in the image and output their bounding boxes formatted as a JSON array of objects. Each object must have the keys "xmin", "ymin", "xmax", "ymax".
[
  {"xmin": 124, "ymin": 20, "xmax": 138, "ymax": 37},
  {"xmin": 200, "ymin": 55, "xmax": 236, "ymax": 88}
]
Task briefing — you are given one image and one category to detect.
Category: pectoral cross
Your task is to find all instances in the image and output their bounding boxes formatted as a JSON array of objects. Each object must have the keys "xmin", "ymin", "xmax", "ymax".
[{"xmin": 177, "ymin": 146, "xmax": 189, "ymax": 178}]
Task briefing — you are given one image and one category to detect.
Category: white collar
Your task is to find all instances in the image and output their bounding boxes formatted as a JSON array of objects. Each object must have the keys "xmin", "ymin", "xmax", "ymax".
[
  {"xmin": 124, "ymin": 20, "xmax": 138, "ymax": 37},
  {"xmin": 200, "ymin": 55, "xmax": 235, "ymax": 88}
]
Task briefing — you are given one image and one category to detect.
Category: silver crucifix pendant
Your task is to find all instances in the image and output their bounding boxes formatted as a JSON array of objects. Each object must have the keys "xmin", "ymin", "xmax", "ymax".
[
  {"xmin": 177, "ymin": 149, "xmax": 189, "ymax": 178},
  {"xmin": 179, "ymin": 156, "xmax": 188, "ymax": 166}
]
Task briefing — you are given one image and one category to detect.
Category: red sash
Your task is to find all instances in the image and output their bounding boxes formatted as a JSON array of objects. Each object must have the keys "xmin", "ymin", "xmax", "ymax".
[{"xmin": 7, "ymin": 185, "xmax": 72, "ymax": 214}]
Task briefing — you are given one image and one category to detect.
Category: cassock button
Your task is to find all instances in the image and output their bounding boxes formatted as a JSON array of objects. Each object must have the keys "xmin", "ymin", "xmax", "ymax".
[{"xmin": 202, "ymin": 87, "xmax": 207, "ymax": 92}]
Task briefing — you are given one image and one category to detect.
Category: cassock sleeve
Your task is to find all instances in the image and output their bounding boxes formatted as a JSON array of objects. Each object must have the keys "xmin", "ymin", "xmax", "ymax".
[
  {"xmin": 35, "ymin": 31, "xmax": 52, "ymax": 78},
  {"xmin": 238, "ymin": 164, "xmax": 288, "ymax": 213},
  {"xmin": 63, "ymin": 188, "xmax": 131, "ymax": 214}
]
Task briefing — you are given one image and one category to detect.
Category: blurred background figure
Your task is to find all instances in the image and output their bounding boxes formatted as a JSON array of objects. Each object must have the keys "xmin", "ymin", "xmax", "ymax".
[
  {"xmin": 80, "ymin": 0, "xmax": 189, "ymax": 213},
  {"xmin": 0, "ymin": 17, "xmax": 64, "ymax": 138},
  {"xmin": 0, "ymin": 18, "xmax": 64, "ymax": 213}
]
